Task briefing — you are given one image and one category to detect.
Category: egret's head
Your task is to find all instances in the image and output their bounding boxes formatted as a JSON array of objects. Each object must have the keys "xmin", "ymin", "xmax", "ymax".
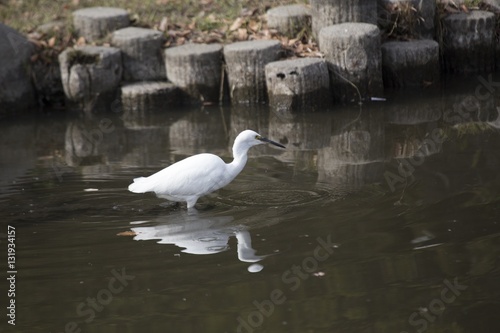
[{"xmin": 236, "ymin": 130, "xmax": 286, "ymax": 149}]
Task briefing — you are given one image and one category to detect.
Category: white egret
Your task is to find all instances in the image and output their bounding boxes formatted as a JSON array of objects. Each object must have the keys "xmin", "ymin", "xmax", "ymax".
[{"xmin": 128, "ymin": 130, "xmax": 285, "ymax": 209}]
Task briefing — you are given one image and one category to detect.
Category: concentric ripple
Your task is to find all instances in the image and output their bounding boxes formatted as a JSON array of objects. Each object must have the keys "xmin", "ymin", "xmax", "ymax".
[{"xmin": 218, "ymin": 182, "xmax": 338, "ymax": 208}]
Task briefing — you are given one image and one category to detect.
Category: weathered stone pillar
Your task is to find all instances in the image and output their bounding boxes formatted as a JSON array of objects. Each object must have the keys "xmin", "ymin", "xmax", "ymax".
[
  {"xmin": 381, "ymin": 40, "xmax": 440, "ymax": 88},
  {"xmin": 319, "ymin": 23, "xmax": 383, "ymax": 103},
  {"xmin": 310, "ymin": 0, "xmax": 378, "ymax": 38},
  {"xmin": 111, "ymin": 27, "xmax": 165, "ymax": 81},
  {"xmin": 59, "ymin": 46, "xmax": 122, "ymax": 113},
  {"xmin": 441, "ymin": 11, "xmax": 496, "ymax": 74},
  {"xmin": 266, "ymin": 5, "xmax": 311, "ymax": 38},
  {"xmin": 165, "ymin": 43, "xmax": 223, "ymax": 105},
  {"xmin": 265, "ymin": 58, "xmax": 331, "ymax": 112},
  {"xmin": 73, "ymin": 7, "xmax": 129, "ymax": 42},
  {"xmin": 223, "ymin": 40, "xmax": 282, "ymax": 104},
  {"xmin": 121, "ymin": 82, "xmax": 181, "ymax": 113}
]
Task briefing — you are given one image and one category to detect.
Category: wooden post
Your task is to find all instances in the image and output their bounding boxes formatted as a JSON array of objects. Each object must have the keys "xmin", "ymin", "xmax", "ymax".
[
  {"xmin": 319, "ymin": 23, "xmax": 383, "ymax": 103},
  {"xmin": 223, "ymin": 40, "xmax": 282, "ymax": 104},
  {"xmin": 265, "ymin": 58, "xmax": 331, "ymax": 112},
  {"xmin": 310, "ymin": 0, "xmax": 377, "ymax": 38},
  {"xmin": 73, "ymin": 7, "xmax": 129, "ymax": 42},
  {"xmin": 165, "ymin": 43, "xmax": 223, "ymax": 105},
  {"xmin": 266, "ymin": 5, "xmax": 311, "ymax": 38},
  {"xmin": 111, "ymin": 27, "xmax": 166, "ymax": 81},
  {"xmin": 441, "ymin": 11, "xmax": 495, "ymax": 74},
  {"xmin": 59, "ymin": 46, "xmax": 122, "ymax": 113},
  {"xmin": 381, "ymin": 40, "xmax": 440, "ymax": 88}
]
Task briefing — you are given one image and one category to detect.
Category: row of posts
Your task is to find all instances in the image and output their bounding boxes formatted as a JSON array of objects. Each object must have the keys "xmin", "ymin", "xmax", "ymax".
[{"xmin": 59, "ymin": 2, "xmax": 499, "ymax": 114}]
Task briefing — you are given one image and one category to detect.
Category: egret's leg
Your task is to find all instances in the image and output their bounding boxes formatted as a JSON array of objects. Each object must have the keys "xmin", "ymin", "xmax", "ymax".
[
  {"xmin": 187, "ymin": 206, "xmax": 199, "ymax": 215},
  {"xmin": 186, "ymin": 197, "xmax": 198, "ymax": 210}
]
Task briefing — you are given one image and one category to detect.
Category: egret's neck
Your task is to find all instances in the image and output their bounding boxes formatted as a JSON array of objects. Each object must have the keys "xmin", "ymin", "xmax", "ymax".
[{"xmin": 229, "ymin": 144, "xmax": 250, "ymax": 176}]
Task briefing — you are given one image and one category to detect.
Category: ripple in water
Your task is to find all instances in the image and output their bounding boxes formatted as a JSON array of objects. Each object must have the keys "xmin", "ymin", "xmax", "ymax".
[{"xmin": 219, "ymin": 183, "xmax": 338, "ymax": 208}]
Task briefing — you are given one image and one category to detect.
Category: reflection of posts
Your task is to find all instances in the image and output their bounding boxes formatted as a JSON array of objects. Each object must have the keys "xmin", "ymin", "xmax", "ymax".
[
  {"xmin": 384, "ymin": 74, "xmax": 500, "ymax": 192},
  {"xmin": 169, "ymin": 110, "xmax": 228, "ymax": 155},
  {"xmin": 384, "ymin": 128, "xmax": 446, "ymax": 192},
  {"xmin": 317, "ymin": 109, "xmax": 384, "ymax": 189},
  {"xmin": 64, "ymin": 118, "xmax": 115, "ymax": 167},
  {"xmin": 268, "ymin": 111, "xmax": 332, "ymax": 149}
]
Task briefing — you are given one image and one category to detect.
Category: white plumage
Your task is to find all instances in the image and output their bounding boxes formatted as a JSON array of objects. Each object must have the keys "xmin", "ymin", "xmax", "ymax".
[{"xmin": 128, "ymin": 129, "xmax": 285, "ymax": 209}]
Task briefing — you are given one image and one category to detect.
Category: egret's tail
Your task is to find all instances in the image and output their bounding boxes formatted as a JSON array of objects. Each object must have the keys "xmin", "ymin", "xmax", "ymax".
[{"xmin": 128, "ymin": 177, "xmax": 151, "ymax": 193}]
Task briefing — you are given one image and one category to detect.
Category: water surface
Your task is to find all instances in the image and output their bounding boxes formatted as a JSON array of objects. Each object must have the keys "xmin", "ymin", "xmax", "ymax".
[{"xmin": 1, "ymin": 76, "xmax": 500, "ymax": 333}]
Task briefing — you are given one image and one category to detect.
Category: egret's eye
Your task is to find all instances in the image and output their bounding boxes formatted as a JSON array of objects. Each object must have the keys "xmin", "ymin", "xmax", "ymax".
[{"xmin": 255, "ymin": 135, "xmax": 261, "ymax": 140}]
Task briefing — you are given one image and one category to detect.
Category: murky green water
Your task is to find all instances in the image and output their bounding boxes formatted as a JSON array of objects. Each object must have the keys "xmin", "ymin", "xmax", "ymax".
[{"xmin": 1, "ymin": 75, "xmax": 500, "ymax": 333}]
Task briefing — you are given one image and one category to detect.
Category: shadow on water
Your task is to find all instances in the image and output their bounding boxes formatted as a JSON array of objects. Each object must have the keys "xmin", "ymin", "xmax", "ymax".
[{"xmin": 1, "ymin": 75, "xmax": 500, "ymax": 332}]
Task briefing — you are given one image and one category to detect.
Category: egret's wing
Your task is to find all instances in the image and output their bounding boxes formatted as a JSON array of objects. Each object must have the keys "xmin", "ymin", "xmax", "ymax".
[{"xmin": 144, "ymin": 154, "xmax": 229, "ymax": 197}]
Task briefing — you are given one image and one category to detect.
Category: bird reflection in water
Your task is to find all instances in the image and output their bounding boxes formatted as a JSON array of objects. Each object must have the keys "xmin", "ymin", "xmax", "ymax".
[{"xmin": 129, "ymin": 211, "xmax": 267, "ymax": 273}]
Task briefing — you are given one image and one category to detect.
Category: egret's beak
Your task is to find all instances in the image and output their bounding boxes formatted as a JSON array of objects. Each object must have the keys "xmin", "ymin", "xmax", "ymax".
[{"xmin": 259, "ymin": 136, "xmax": 286, "ymax": 149}]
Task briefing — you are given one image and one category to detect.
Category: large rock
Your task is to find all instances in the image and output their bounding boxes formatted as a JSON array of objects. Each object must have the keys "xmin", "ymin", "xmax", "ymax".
[{"xmin": 0, "ymin": 23, "xmax": 36, "ymax": 115}]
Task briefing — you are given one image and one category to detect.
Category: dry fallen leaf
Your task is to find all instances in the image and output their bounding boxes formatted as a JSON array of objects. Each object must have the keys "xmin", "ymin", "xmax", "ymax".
[
  {"xmin": 230, "ymin": 17, "xmax": 244, "ymax": 31},
  {"xmin": 237, "ymin": 28, "xmax": 248, "ymax": 40},
  {"xmin": 76, "ymin": 36, "xmax": 86, "ymax": 46},
  {"xmin": 48, "ymin": 36, "xmax": 56, "ymax": 47},
  {"xmin": 159, "ymin": 17, "xmax": 168, "ymax": 32},
  {"xmin": 117, "ymin": 231, "xmax": 137, "ymax": 237},
  {"xmin": 177, "ymin": 37, "xmax": 186, "ymax": 45},
  {"xmin": 248, "ymin": 20, "xmax": 259, "ymax": 32}
]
